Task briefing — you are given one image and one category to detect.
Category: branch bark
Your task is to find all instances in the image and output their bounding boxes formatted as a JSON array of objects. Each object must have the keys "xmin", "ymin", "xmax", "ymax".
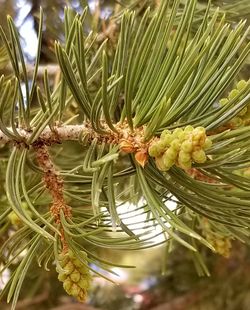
[
  {"xmin": 3, "ymin": 63, "xmax": 59, "ymax": 78},
  {"xmin": 0, "ymin": 122, "xmax": 151, "ymax": 169},
  {"xmin": 0, "ymin": 125, "xmax": 89, "ymax": 145},
  {"xmin": 0, "ymin": 122, "xmax": 149, "ymax": 152}
]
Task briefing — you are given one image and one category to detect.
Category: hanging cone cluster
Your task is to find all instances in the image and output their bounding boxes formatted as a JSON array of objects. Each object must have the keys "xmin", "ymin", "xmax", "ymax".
[
  {"xmin": 201, "ymin": 219, "xmax": 232, "ymax": 258},
  {"xmin": 149, "ymin": 126, "xmax": 212, "ymax": 171},
  {"xmin": 57, "ymin": 250, "xmax": 91, "ymax": 302},
  {"xmin": 219, "ymin": 80, "xmax": 250, "ymax": 128},
  {"xmin": 206, "ymin": 233, "xmax": 232, "ymax": 258}
]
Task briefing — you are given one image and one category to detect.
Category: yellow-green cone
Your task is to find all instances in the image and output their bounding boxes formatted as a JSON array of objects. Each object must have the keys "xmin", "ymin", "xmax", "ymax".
[
  {"xmin": 57, "ymin": 250, "xmax": 91, "ymax": 302},
  {"xmin": 149, "ymin": 126, "xmax": 212, "ymax": 171},
  {"xmin": 201, "ymin": 219, "xmax": 232, "ymax": 258},
  {"xmin": 206, "ymin": 233, "xmax": 232, "ymax": 258},
  {"xmin": 219, "ymin": 79, "xmax": 250, "ymax": 128}
]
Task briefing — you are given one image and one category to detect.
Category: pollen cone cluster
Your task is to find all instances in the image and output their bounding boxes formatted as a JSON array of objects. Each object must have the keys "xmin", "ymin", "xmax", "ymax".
[
  {"xmin": 219, "ymin": 80, "xmax": 250, "ymax": 128},
  {"xmin": 235, "ymin": 167, "xmax": 250, "ymax": 178},
  {"xmin": 57, "ymin": 250, "xmax": 91, "ymax": 302},
  {"xmin": 206, "ymin": 233, "xmax": 232, "ymax": 258},
  {"xmin": 201, "ymin": 219, "xmax": 232, "ymax": 258},
  {"xmin": 149, "ymin": 126, "xmax": 212, "ymax": 171}
]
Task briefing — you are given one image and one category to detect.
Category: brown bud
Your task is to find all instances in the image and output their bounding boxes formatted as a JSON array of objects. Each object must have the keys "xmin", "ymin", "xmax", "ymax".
[
  {"xmin": 135, "ymin": 150, "xmax": 148, "ymax": 167},
  {"xmin": 119, "ymin": 139, "xmax": 135, "ymax": 153}
]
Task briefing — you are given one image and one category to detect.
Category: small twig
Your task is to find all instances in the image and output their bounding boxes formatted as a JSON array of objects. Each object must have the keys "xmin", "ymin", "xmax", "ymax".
[
  {"xmin": 51, "ymin": 303, "xmax": 98, "ymax": 310},
  {"xmin": 150, "ymin": 290, "xmax": 204, "ymax": 310},
  {"xmin": 3, "ymin": 63, "xmax": 59, "ymax": 78},
  {"xmin": 33, "ymin": 141, "xmax": 71, "ymax": 250},
  {"xmin": 97, "ymin": 22, "xmax": 118, "ymax": 43},
  {"xmin": 1, "ymin": 287, "xmax": 49, "ymax": 310}
]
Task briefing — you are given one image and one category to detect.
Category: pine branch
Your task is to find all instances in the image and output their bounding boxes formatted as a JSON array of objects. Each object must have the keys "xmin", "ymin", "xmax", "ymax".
[
  {"xmin": 0, "ymin": 125, "xmax": 89, "ymax": 145},
  {"xmin": 0, "ymin": 122, "xmax": 149, "ymax": 154},
  {"xmin": 1, "ymin": 1, "xmax": 250, "ymax": 307}
]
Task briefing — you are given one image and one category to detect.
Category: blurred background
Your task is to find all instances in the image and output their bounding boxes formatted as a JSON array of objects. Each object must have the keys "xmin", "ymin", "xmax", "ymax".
[{"xmin": 0, "ymin": 1, "xmax": 250, "ymax": 309}]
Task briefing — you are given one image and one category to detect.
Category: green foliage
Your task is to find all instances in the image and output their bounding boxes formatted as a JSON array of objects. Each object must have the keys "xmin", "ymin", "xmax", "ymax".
[{"xmin": 0, "ymin": 0, "xmax": 250, "ymax": 308}]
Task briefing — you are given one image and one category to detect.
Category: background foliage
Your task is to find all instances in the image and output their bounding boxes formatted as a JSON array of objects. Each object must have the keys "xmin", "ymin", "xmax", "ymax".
[{"xmin": 1, "ymin": 0, "xmax": 250, "ymax": 309}]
